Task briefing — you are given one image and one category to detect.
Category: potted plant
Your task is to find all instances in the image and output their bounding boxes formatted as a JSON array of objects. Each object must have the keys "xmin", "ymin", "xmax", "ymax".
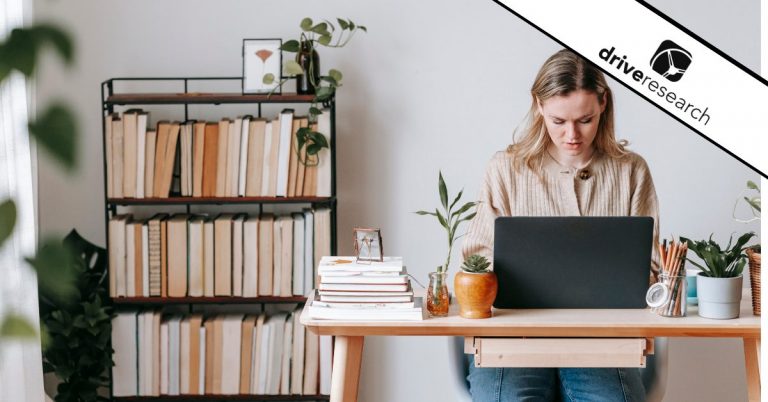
[
  {"xmin": 454, "ymin": 254, "xmax": 497, "ymax": 318},
  {"xmin": 681, "ymin": 232, "xmax": 755, "ymax": 319},
  {"xmin": 263, "ymin": 17, "xmax": 366, "ymax": 166},
  {"xmin": 733, "ymin": 180, "xmax": 761, "ymax": 314},
  {"xmin": 415, "ymin": 171, "xmax": 476, "ymax": 317}
]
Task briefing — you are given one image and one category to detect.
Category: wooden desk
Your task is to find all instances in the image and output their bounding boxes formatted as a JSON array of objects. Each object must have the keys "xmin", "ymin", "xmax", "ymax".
[{"xmin": 300, "ymin": 292, "xmax": 761, "ymax": 402}]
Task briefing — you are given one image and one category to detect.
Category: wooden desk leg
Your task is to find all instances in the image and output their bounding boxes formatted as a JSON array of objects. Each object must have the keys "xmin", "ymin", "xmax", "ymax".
[
  {"xmin": 744, "ymin": 337, "xmax": 760, "ymax": 402},
  {"xmin": 330, "ymin": 336, "xmax": 365, "ymax": 402}
]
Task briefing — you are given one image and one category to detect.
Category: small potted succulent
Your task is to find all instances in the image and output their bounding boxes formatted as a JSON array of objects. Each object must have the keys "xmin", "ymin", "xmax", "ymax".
[
  {"xmin": 681, "ymin": 232, "xmax": 756, "ymax": 319},
  {"xmin": 454, "ymin": 254, "xmax": 497, "ymax": 319}
]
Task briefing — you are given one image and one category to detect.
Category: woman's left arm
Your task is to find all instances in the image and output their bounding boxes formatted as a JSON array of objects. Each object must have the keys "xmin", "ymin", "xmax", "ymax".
[{"xmin": 629, "ymin": 154, "xmax": 661, "ymax": 282}]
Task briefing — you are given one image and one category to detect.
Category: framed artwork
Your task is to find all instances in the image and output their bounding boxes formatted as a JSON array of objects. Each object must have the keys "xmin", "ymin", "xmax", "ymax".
[
  {"xmin": 353, "ymin": 228, "xmax": 384, "ymax": 262},
  {"xmin": 242, "ymin": 38, "xmax": 282, "ymax": 94}
]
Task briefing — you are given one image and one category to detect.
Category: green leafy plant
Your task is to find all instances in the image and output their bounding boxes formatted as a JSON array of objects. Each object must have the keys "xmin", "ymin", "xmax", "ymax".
[
  {"xmin": 681, "ymin": 232, "xmax": 756, "ymax": 278},
  {"xmin": 0, "ymin": 23, "xmax": 79, "ymax": 342},
  {"xmin": 733, "ymin": 180, "xmax": 761, "ymax": 253},
  {"xmin": 263, "ymin": 17, "xmax": 366, "ymax": 166},
  {"xmin": 415, "ymin": 171, "xmax": 477, "ymax": 273},
  {"xmin": 461, "ymin": 254, "xmax": 491, "ymax": 273},
  {"xmin": 39, "ymin": 230, "xmax": 113, "ymax": 402}
]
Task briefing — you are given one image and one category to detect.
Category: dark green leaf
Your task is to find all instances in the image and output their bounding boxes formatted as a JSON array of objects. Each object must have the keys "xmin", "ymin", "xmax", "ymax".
[
  {"xmin": 414, "ymin": 210, "xmax": 437, "ymax": 216},
  {"xmin": 311, "ymin": 22, "xmax": 329, "ymax": 35},
  {"xmin": 300, "ymin": 18, "xmax": 313, "ymax": 31},
  {"xmin": 459, "ymin": 212, "xmax": 477, "ymax": 222},
  {"xmin": 320, "ymin": 76, "xmax": 339, "ymax": 87},
  {"xmin": 358, "ymin": 25, "xmax": 368, "ymax": 32},
  {"xmin": 280, "ymin": 40, "xmax": 300, "ymax": 53},
  {"xmin": 348, "ymin": 20, "xmax": 356, "ymax": 30},
  {"xmin": 745, "ymin": 197, "xmax": 761, "ymax": 212},
  {"xmin": 28, "ymin": 102, "xmax": 78, "ymax": 169},
  {"xmin": 0, "ymin": 314, "xmax": 37, "ymax": 338},
  {"xmin": 436, "ymin": 209, "xmax": 448, "ymax": 230},
  {"xmin": 337, "ymin": 18, "xmax": 350, "ymax": 30},
  {"xmin": 309, "ymin": 107, "xmax": 322, "ymax": 116},
  {"xmin": 283, "ymin": 60, "xmax": 304, "ymax": 76},
  {"xmin": 329, "ymin": 69, "xmax": 343, "ymax": 82},
  {"xmin": 315, "ymin": 86, "xmax": 334, "ymax": 101},
  {"xmin": 1, "ymin": 28, "xmax": 36, "ymax": 77},
  {"xmin": 262, "ymin": 73, "xmax": 275, "ymax": 85},
  {"xmin": 0, "ymin": 199, "xmax": 16, "ymax": 248},
  {"xmin": 449, "ymin": 189, "xmax": 463, "ymax": 211},
  {"xmin": 451, "ymin": 201, "xmax": 476, "ymax": 219},
  {"xmin": 317, "ymin": 35, "xmax": 332, "ymax": 46},
  {"xmin": 27, "ymin": 238, "xmax": 78, "ymax": 302},
  {"xmin": 438, "ymin": 171, "xmax": 448, "ymax": 210},
  {"xmin": 747, "ymin": 180, "xmax": 759, "ymax": 191},
  {"xmin": 306, "ymin": 143, "xmax": 323, "ymax": 156},
  {"xmin": 31, "ymin": 24, "xmax": 74, "ymax": 64}
]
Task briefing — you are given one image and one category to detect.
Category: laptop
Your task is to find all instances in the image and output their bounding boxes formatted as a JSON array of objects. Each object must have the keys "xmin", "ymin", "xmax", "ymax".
[{"xmin": 492, "ymin": 217, "xmax": 653, "ymax": 309}]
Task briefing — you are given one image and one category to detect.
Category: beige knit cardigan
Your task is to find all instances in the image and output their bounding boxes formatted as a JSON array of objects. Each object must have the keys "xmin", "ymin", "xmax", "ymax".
[{"xmin": 460, "ymin": 149, "xmax": 660, "ymax": 278}]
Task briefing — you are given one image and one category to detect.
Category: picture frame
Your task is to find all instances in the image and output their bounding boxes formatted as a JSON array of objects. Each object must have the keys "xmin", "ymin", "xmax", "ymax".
[
  {"xmin": 242, "ymin": 38, "xmax": 282, "ymax": 94},
  {"xmin": 353, "ymin": 228, "xmax": 384, "ymax": 262}
]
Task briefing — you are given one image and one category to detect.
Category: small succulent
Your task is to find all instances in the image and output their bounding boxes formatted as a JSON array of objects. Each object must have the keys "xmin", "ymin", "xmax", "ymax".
[{"xmin": 461, "ymin": 254, "xmax": 491, "ymax": 273}]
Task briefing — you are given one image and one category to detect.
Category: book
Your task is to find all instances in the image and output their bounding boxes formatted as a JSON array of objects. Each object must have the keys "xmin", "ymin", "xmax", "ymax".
[
  {"xmin": 151, "ymin": 312, "xmax": 161, "ymax": 396},
  {"xmin": 245, "ymin": 119, "xmax": 266, "ymax": 196},
  {"xmin": 265, "ymin": 313, "xmax": 287, "ymax": 394},
  {"xmin": 232, "ymin": 214, "xmax": 246, "ymax": 297},
  {"xmin": 215, "ymin": 119, "xmax": 230, "ymax": 197},
  {"xmin": 167, "ymin": 215, "xmax": 189, "ymax": 297},
  {"xmin": 263, "ymin": 119, "xmax": 281, "ymax": 197},
  {"xmin": 319, "ymin": 274, "xmax": 409, "ymax": 284},
  {"xmin": 280, "ymin": 314, "xmax": 293, "ymax": 395},
  {"xmin": 279, "ymin": 216, "xmax": 294, "ymax": 297},
  {"xmin": 212, "ymin": 317, "xmax": 224, "ymax": 394},
  {"xmin": 136, "ymin": 112, "xmax": 148, "ymax": 198},
  {"xmin": 133, "ymin": 221, "xmax": 144, "ymax": 296},
  {"xmin": 144, "ymin": 129, "xmax": 157, "ymax": 198},
  {"xmin": 125, "ymin": 221, "xmax": 136, "ymax": 297},
  {"xmin": 122, "ymin": 110, "xmax": 138, "ymax": 198},
  {"xmin": 313, "ymin": 209, "xmax": 332, "ymax": 271},
  {"xmin": 178, "ymin": 318, "xmax": 190, "ymax": 394},
  {"xmin": 243, "ymin": 216, "xmax": 259, "ymax": 297},
  {"xmin": 292, "ymin": 213, "xmax": 305, "ymax": 296},
  {"xmin": 318, "ymin": 283, "xmax": 410, "ymax": 292},
  {"xmin": 201, "ymin": 122, "xmax": 219, "ymax": 197},
  {"xmin": 168, "ymin": 317, "xmax": 181, "ymax": 395},
  {"xmin": 317, "ymin": 289, "xmax": 414, "ymax": 297},
  {"xmin": 141, "ymin": 220, "xmax": 149, "ymax": 297},
  {"xmin": 303, "ymin": 210, "xmax": 315, "ymax": 293},
  {"xmin": 188, "ymin": 315, "xmax": 203, "ymax": 395},
  {"xmin": 275, "ymin": 109, "xmax": 294, "ymax": 197},
  {"xmin": 256, "ymin": 314, "xmax": 271, "ymax": 394},
  {"xmin": 316, "ymin": 110, "xmax": 332, "ymax": 197},
  {"xmin": 180, "ymin": 122, "xmax": 193, "ymax": 197},
  {"xmin": 287, "ymin": 117, "xmax": 300, "ymax": 197},
  {"xmin": 257, "ymin": 214, "xmax": 274, "ymax": 296},
  {"xmin": 252, "ymin": 313, "xmax": 267, "ymax": 394},
  {"xmin": 225, "ymin": 117, "xmax": 242, "ymax": 197},
  {"xmin": 307, "ymin": 292, "xmax": 425, "ymax": 321},
  {"xmin": 198, "ymin": 324, "xmax": 206, "ymax": 394},
  {"xmin": 188, "ymin": 216, "xmax": 205, "ymax": 297},
  {"xmin": 318, "ymin": 256, "xmax": 405, "ymax": 272},
  {"xmin": 221, "ymin": 315, "xmax": 244, "ymax": 394},
  {"xmin": 112, "ymin": 311, "xmax": 138, "ymax": 396},
  {"xmin": 272, "ymin": 217, "xmax": 282, "ymax": 297},
  {"xmin": 315, "ymin": 300, "xmax": 416, "ymax": 308},
  {"xmin": 203, "ymin": 317, "xmax": 215, "ymax": 394},
  {"xmin": 147, "ymin": 214, "xmax": 167, "ymax": 297},
  {"xmin": 238, "ymin": 116, "xmax": 251, "ymax": 197},
  {"xmin": 319, "ymin": 295, "xmax": 414, "ymax": 303},
  {"xmin": 295, "ymin": 117, "xmax": 309, "ymax": 196},
  {"xmin": 214, "ymin": 214, "xmax": 234, "ymax": 296},
  {"xmin": 137, "ymin": 311, "xmax": 153, "ymax": 396},
  {"xmin": 301, "ymin": 123, "xmax": 318, "ymax": 197},
  {"xmin": 105, "ymin": 113, "xmax": 115, "ymax": 198},
  {"xmin": 192, "ymin": 121, "xmax": 206, "ymax": 197},
  {"xmin": 239, "ymin": 316, "xmax": 257, "ymax": 394},
  {"xmin": 108, "ymin": 214, "xmax": 129, "ymax": 297},
  {"xmin": 111, "ymin": 116, "xmax": 124, "ymax": 198},
  {"xmin": 160, "ymin": 218, "xmax": 168, "ymax": 297},
  {"xmin": 203, "ymin": 219, "xmax": 215, "ymax": 297},
  {"xmin": 160, "ymin": 319, "xmax": 169, "ymax": 395},
  {"xmin": 290, "ymin": 306, "xmax": 305, "ymax": 395},
  {"xmin": 302, "ymin": 326, "xmax": 319, "ymax": 394}
]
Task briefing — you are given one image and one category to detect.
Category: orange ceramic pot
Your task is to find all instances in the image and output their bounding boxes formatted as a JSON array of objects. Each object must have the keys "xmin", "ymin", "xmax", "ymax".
[{"xmin": 454, "ymin": 270, "xmax": 498, "ymax": 319}]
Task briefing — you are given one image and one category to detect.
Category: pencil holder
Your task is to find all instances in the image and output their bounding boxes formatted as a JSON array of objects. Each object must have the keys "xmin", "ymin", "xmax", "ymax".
[{"xmin": 656, "ymin": 273, "xmax": 687, "ymax": 317}]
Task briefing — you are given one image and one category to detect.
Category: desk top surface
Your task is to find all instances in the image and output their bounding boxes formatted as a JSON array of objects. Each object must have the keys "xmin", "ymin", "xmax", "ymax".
[{"xmin": 300, "ymin": 290, "xmax": 760, "ymax": 338}]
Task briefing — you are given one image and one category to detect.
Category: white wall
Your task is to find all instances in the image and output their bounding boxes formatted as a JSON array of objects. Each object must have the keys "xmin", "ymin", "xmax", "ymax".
[{"xmin": 33, "ymin": 0, "xmax": 761, "ymax": 401}]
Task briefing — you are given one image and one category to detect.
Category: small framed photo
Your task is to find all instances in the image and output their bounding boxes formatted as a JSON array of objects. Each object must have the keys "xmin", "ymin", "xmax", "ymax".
[
  {"xmin": 242, "ymin": 38, "xmax": 282, "ymax": 94},
  {"xmin": 353, "ymin": 228, "xmax": 384, "ymax": 262}
]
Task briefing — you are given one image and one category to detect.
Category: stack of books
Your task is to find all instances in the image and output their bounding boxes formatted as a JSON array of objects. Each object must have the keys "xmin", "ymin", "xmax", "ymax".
[{"xmin": 306, "ymin": 257, "xmax": 424, "ymax": 321}]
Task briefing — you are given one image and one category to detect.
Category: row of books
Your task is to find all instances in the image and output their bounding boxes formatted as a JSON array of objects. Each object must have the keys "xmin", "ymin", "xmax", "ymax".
[
  {"xmin": 112, "ymin": 308, "xmax": 332, "ymax": 397},
  {"xmin": 105, "ymin": 109, "xmax": 331, "ymax": 199},
  {"xmin": 306, "ymin": 257, "xmax": 424, "ymax": 321},
  {"xmin": 108, "ymin": 209, "xmax": 331, "ymax": 298}
]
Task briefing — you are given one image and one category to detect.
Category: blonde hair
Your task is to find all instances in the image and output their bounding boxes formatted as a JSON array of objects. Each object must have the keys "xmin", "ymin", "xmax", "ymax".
[{"xmin": 508, "ymin": 49, "xmax": 628, "ymax": 170}]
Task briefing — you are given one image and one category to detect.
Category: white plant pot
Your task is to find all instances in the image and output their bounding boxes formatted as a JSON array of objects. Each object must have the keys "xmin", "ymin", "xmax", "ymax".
[{"xmin": 696, "ymin": 274, "xmax": 743, "ymax": 319}]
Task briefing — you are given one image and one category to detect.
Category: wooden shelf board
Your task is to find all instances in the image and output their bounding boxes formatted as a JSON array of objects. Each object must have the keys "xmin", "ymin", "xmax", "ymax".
[
  {"xmin": 112, "ymin": 395, "xmax": 329, "ymax": 401},
  {"xmin": 107, "ymin": 196, "xmax": 334, "ymax": 205},
  {"xmin": 106, "ymin": 92, "xmax": 317, "ymax": 105},
  {"xmin": 112, "ymin": 296, "xmax": 308, "ymax": 305}
]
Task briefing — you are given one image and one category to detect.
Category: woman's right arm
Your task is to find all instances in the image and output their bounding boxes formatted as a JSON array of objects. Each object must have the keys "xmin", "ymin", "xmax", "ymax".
[{"xmin": 461, "ymin": 154, "xmax": 512, "ymax": 263}]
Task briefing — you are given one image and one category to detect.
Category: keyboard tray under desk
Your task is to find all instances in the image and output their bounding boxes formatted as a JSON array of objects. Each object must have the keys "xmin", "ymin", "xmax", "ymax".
[{"xmin": 465, "ymin": 337, "xmax": 654, "ymax": 368}]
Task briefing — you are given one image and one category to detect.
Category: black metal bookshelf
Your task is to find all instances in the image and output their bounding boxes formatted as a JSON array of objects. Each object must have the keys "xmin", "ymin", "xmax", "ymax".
[{"xmin": 101, "ymin": 77, "xmax": 337, "ymax": 401}]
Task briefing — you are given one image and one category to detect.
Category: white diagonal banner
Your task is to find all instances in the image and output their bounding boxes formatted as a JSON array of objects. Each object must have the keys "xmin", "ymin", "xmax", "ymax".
[{"xmin": 497, "ymin": 0, "xmax": 767, "ymax": 178}]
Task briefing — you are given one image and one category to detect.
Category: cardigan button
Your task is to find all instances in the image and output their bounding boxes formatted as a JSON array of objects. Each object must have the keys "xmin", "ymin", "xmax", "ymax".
[{"xmin": 579, "ymin": 169, "xmax": 591, "ymax": 180}]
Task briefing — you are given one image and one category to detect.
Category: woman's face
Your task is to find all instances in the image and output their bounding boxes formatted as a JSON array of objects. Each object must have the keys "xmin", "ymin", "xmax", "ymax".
[{"xmin": 537, "ymin": 89, "xmax": 606, "ymax": 160}]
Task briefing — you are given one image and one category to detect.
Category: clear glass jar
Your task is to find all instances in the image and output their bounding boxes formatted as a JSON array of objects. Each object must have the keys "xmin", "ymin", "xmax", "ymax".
[
  {"xmin": 426, "ymin": 270, "xmax": 450, "ymax": 317},
  {"xmin": 654, "ymin": 273, "xmax": 687, "ymax": 317}
]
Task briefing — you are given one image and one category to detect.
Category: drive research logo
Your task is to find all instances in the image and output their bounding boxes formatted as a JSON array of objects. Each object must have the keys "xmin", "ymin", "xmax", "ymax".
[{"xmin": 649, "ymin": 40, "xmax": 692, "ymax": 82}]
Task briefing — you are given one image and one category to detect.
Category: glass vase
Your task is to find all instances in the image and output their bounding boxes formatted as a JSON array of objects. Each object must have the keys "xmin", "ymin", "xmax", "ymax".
[
  {"xmin": 427, "ymin": 271, "xmax": 450, "ymax": 317},
  {"xmin": 296, "ymin": 41, "xmax": 320, "ymax": 94}
]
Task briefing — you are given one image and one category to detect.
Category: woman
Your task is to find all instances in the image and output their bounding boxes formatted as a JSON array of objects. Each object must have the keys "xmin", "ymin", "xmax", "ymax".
[{"xmin": 461, "ymin": 49, "xmax": 660, "ymax": 402}]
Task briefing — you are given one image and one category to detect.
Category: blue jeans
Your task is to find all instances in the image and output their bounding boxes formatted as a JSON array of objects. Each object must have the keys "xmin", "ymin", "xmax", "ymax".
[{"xmin": 467, "ymin": 355, "xmax": 645, "ymax": 402}]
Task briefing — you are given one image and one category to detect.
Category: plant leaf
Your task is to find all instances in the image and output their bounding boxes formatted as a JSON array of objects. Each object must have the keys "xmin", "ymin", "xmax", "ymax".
[
  {"xmin": 320, "ymin": 76, "xmax": 339, "ymax": 87},
  {"xmin": 315, "ymin": 86, "xmax": 334, "ymax": 101},
  {"xmin": 436, "ymin": 209, "xmax": 448, "ymax": 230},
  {"xmin": 0, "ymin": 198, "xmax": 16, "ymax": 248},
  {"xmin": 358, "ymin": 25, "xmax": 368, "ymax": 32},
  {"xmin": 451, "ymin": 201, "xmax": 476, "ymax": 219},
  {"xmin": 28, "ymin": 102, "xmax": 77, "ymax": 169},
  {"xmin": 280, "ymin": 40, "xmax": 300, "ymax": 53},
  {"xmin": 0, "ymin": 314, "xmax": 37, "ymax": 338},
  {"xmin": 337, "ymin": 18, "xmax": 350, "ymax": 30},
  {"xmin": 300, "ymin": 18, "xmax": 313, "ymax": 31},
  {"xmin": 262, "ymin": 73, "xmax": 275, "ymax": 85},
  {"xmin": 27, "ymin": 238, "xmax": 78, "ymax": 302},
  {"xmin": 747, "ymin": 180, "xmax": 759, "ymax": 191},
  {"xmin": 329, "ymin": 69, "xmax": 343, "ymax": 82},
  {"xmin": 414, "ymin": 210, "xmax": 437, "ymax": 216},
  {"xmin": 311, "ymin": 22, "xmax": 329, "ymax": 35},
  {"xmin": 449, "ymin": 189, "xmax": 463, "ymax": 211},
  {"xmin": 309, "ymin": 107, "xmax": 322, "ymax": 116},
  {"xmin": 283, "ymin": 60, "xmax": 304, "ymax": 76},
  {"xmin": 438, "ymin": 171, "xmax": 448, "ymax": 210},
  {"xmin": 317, "ymin": 35, "xmax": 332, "ymax": 46},
  {"xmin": 31, "ymin": 24, "xmax": 74, "ymax": 64}
]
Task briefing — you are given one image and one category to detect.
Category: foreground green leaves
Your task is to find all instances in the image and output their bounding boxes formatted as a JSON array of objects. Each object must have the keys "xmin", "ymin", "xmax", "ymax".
[
  {"xmin": 28, "ymin": 102, "xmax": 78, "ymax": 170},
  {"xmin": 0, "ymin": 23, "xmax": 74, "ymax": 82},
  {"xmin": 0, "ymin": 199, "xmax": 16, "ymax": 248},
  {"xmin": 681, "ymin": 232, "xmax": 756, "ymax": 278}
]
